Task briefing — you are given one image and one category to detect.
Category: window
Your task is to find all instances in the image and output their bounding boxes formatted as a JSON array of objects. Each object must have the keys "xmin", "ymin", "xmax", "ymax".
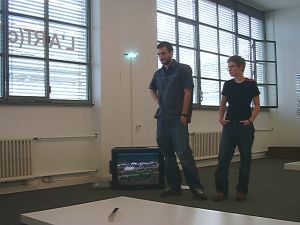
[
  {"xmin": 156, "ymin": 0, "xmax": 278, "ymax": 108},
  {"xmin": 0, "ymin": 0, "xmax": 91, "ymax": 104}
]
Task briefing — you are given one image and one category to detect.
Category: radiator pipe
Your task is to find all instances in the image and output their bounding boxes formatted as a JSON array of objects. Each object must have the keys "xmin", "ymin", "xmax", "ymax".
[
  {"xmin": 255, "ymin": 128, "xmax": 274, "ymax": 132},
  {"xmin": 189, "ymin": 128, "xmax": 274, "ymax": 135},
  {"xmin": 33, "ymin": 133, "xmax": 98, "ymax": 141}
]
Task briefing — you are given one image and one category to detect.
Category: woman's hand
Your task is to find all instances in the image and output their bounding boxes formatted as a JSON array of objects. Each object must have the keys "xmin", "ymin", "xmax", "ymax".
[
  {"xmin": 219, "ymin": 118, "xmax": 229, "ymax": 125},
  {"xmin": 240, "ymin": 119, "xmax": 253, "ymax": 126}
]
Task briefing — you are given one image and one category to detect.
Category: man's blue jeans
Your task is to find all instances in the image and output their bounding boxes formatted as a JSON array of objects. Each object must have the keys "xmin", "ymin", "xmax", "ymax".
[
  {"xmin": 156, "ymin": 118, "xmax": 204, "ymax": 190},
  {"xmin": 215, "ymin": 123, "xmax": 255, "ymax": 195}
]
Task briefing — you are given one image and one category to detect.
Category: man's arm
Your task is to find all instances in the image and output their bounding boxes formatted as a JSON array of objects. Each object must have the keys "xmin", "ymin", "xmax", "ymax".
[
  {"xmin": 181, "ymin": 88, "xmax": 192, "ymax": 125},
  {"xmin": 150, "ymin": 89, "xmax": 158, "ymax": 104},
  {"xmin": 182, "ymin": 88, "xmax": 192, "ymax": 115}
]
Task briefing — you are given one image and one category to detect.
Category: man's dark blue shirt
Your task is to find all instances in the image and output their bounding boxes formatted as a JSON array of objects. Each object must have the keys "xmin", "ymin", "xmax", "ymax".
[{"xmin": 149, "ymin": 60, "xmax": 194, "ymax": 123}]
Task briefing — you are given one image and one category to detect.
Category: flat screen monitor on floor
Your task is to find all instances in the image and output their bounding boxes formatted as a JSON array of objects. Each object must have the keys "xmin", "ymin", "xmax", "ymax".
[{"xmin": 110, "ymin": 147, "xmax": 165, "ymax": 189}]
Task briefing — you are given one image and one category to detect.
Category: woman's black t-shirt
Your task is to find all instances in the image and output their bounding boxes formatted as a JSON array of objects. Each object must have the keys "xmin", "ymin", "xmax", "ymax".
[{"xmin": 222, "ymin": 78, "xmax": 260, "ymax": 122}]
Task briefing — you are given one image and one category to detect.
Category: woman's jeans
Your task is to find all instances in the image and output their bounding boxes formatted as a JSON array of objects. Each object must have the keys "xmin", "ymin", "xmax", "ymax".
[
  {"xmin": 156, "ymin": 118, "xmax": 204, "ymax": 190},
  {"xmin": 215, "ymin": 123, "xmax": 255, "ymax": 195}
]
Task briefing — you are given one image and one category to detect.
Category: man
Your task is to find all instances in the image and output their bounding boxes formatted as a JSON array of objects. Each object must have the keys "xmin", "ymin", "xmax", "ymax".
[
  {"xmin": 149, "ymin": 41, "xmax": 207, "ymax": 200},
  {"xmin": 214, "ymin": 55, "xmax": 260, "ymax": 201}
]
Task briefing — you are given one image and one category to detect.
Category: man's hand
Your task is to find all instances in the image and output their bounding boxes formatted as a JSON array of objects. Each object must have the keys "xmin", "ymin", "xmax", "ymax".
[{"xmin": 181, "ymin": 115, "xmax": 188, "ymax": 126}]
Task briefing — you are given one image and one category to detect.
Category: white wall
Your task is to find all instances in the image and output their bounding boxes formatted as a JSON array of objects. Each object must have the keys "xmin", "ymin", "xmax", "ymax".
[
  {"xmin": 98, "ymin": 0, "xmax": 273, "ymax": 176},
  {"xmin": 0, "ymin": 106, "xmax": 99, "ymax": 177},
  {"xmin": 265, "ymin": 7, "xmax": 300, "ymax": 146},
  {"xmin": 99, "ymin": 0, "xmax": 158, "ymax": 175},
  {"xmin": 98, "ymin": 0, "xmax": 300, "ymax": 176},
  {"xmin": 1, "ymin": 0, "xmax": 299, "ymax": 182}
]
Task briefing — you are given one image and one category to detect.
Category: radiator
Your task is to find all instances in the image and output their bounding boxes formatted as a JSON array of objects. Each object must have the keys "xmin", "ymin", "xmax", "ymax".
[
  {"xmin": 0, "ymin": 139, "xmax": 33, "ymax": 183},
  {"xmin": 189, "ymin": 132, "xmax": 222, "ymax": 160}
]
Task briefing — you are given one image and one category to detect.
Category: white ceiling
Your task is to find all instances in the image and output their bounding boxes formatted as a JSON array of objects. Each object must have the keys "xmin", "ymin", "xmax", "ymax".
[{"xmin": 238, "ymin": 0, "xmax": 300, "ymax": 11}]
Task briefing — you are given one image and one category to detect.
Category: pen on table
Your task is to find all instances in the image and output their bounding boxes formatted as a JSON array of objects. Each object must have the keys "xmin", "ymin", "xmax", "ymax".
[{"xmin": 108, "ymin": 207, "xmax": 119, "ymax": 222}]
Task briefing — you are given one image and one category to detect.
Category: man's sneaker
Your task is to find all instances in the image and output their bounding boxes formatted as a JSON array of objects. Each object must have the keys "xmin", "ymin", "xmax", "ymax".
[
  {"xmin": 213, "ymin": 192, "xmax": 227, "ymax": 202},
  {"xmin": 235, "ymin": 192, "xmax": 246, "ymax": 201},
  {"xmin": 160, "ymin": 188, "xmax": 182, "ymax": 197},
  {"xmin": 190, "ymin": 188, "xmax": 208, "ymax": 200}
]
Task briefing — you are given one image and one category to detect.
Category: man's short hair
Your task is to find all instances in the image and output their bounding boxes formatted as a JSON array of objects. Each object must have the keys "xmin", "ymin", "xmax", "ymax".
[
  {"xmin": 157, "ymin": 41, "xmax": 173, "ymax": 52},
  {"xmin": 227, "ymin": 55, "xmax": 246, "ymax": 71}
]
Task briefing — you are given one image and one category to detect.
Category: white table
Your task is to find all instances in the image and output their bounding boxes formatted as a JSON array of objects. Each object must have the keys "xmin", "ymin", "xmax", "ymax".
[
  {"xmin": 284, "ymin": 161, "xmax": 300, "ymax": 171},
  {"xmin": 21, "ymin": 196, "xmax": 300, "ymax": 225}
]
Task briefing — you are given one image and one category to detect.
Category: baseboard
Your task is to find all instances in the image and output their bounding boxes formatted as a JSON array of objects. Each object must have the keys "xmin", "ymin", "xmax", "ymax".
[
  {"xmin": 267, "ymin": 147, "xmax": 300, "ymax": 159},
  {"xmin": 0, "ymin": 151, "xmax": 267, "ymax": 195},
  {"xmin": 0, "ymin": 172, "xmax": 101, "ymax": 195},
  {"xmin": 195, "ymin": 151, "xmax": 266, "ymax": 167}
]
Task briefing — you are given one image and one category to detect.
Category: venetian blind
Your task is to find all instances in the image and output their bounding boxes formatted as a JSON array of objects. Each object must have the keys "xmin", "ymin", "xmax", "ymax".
[
  {"xmin": 297, "ymin": 74, "xmax": 300, "ymax": 115},
  {"xmin": 7, "ymin": 0, "xmax": 89, "ymax": 101}
]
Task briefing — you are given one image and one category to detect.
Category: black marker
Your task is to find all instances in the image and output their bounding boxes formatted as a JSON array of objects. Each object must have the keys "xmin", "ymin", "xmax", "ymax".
[{"xmin": 108, "ymin": 207, "xmax": 119, "ymax": 222}]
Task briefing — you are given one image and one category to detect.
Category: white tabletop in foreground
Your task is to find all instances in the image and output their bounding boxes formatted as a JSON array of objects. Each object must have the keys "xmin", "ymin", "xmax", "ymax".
[
  {"xmin": 21, "ymin": 196, "xmax": 300, "ymax": 225},
  {"xmin": 284, "ymin": 161, "xmax": 300, "ymax": 171}
]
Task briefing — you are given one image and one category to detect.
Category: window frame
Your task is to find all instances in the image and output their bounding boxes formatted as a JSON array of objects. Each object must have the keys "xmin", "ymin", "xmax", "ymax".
[
  {"xmin": 297, "ymin": 74, "xmax": 300, "ymax": 115},
  {"xmin": 156, "ymin": 0, "xmax": 278, "ymax": 109},
  {"xmin": 253, "ymin": 39, "xmax": 278, "ymax": 108},
  {"xmin": 0, "ymin": 0, "xmax": 92, "ymax": 105}
]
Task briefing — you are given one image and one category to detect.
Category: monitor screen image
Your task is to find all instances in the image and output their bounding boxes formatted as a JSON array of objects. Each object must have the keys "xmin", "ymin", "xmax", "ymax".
[
  {"xmin": 117, "ymin": 152, "xmax": 160, "ymax": 185},
  {"xmin": 110, "ymin": 147, "xmax": 165, "ymax": 189}
]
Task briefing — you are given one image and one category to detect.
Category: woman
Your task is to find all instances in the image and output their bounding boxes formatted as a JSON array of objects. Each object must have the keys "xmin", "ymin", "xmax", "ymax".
[{"xmin": 214, "ymin": 55, "xmax": 260, "ymax": 201}]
